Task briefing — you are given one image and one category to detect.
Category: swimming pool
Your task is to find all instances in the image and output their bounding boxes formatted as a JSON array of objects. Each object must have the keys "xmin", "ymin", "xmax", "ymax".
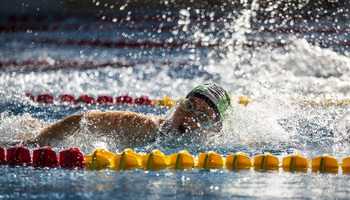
[{"xmin": 1, "ymin": 1, "xmax": 350, "ymax": 199}]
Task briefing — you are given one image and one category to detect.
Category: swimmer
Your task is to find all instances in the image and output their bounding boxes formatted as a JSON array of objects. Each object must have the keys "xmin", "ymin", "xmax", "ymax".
[{"xmin": 22, "ymin": 83, "xmax": 231, "ymax": 147}]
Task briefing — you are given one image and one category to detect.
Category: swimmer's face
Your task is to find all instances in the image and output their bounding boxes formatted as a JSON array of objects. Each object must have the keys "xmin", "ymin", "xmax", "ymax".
[{"xmin": 172, "ymin": 97, "xmax": 217, "ymax": 134}]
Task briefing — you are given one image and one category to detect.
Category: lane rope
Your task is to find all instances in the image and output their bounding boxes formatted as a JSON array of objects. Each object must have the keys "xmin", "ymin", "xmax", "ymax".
[
  {"xmin": 23, "ymin": 92, "xmax": 350, "ymax": 107},
  {"xmin": 3, "ymin": 13, "xmax": 349, "ymax": 34},
  {"xmin": 1, "ymin": 37, "xmax": 293, "ymax": 49},
  {"xmin": 1, "ymin": 22, "xmax": 348, "ymax": 35},
  {"xmin": 0, "ymin": 58, "xmax": 188, "ymax": 70},
  {"xmin": 2, "ymin": 37, "xmax": 349, "ymax": 50},
  {"xmin": 0, "ymin": 146, "xmax": 349, "ymax": 173}
]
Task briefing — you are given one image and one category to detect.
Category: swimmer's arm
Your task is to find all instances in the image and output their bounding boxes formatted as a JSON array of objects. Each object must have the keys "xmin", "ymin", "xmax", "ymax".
[
  {"xmin": 26, "ymin": 110, "xmax": 165, "ymax": 146},
  {"xmin": 26, "ymin": 113, "xmax": 83, "ymax": 146},
  {"xmin": 85, "ymin": 110, "xmax": 165, "ymax": 142}
]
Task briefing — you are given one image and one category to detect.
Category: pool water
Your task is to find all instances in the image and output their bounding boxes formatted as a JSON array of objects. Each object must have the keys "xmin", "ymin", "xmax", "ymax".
[
  {"xmin": 1, "ymin": 166, "xmax": 350, "ymax": 199},
  {"xmin": 1, "ymin": 2, "xmax": 350, "ymax": 199}
]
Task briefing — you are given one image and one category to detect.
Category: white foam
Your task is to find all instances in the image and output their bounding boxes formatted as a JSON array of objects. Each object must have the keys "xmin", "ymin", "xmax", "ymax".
[{"xmin": 0, "ymin": 111, "xmax": 47, "ymax": 142}]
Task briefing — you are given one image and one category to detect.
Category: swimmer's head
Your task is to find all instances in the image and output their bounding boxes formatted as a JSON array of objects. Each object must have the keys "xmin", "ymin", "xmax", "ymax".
[{"xmin": 172, "ymin": 83, "xmax": 231, "ymax": 134}]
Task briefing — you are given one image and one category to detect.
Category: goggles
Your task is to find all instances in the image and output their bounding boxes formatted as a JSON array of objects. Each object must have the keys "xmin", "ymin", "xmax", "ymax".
[{"xmin": 179, "ymin": 98, "xmax": 212, "ymax": 128}]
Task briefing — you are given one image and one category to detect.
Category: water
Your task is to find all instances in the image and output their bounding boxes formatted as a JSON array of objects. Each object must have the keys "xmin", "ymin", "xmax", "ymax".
[
  {"xmin": 1, "ymin": 166, "xmax": 349, "ymax": 199},
  {"xmin": 1, "ymin": 1, "xmax": 350, "ymax": 199}
]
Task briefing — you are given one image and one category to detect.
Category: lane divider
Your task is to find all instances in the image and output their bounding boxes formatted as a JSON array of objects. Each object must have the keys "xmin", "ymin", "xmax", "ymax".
[
  {"xmin": 3, "ymin": 13, "xmax": 350, "ymax": 35},
  {"xmin": 0, "ymin": 59, "xmax": 188, "ymax": 70},
  {"xmin": 3, "ymin": 37, "xmax": 350, "ymax": 50},
  {"xmin": 23, "ymin": 92, "xmax": 350, "ymax": 107},
  {"xmin": 25, "ymin": 93, "xmax": 157, "ymax": 106},
  {"xmin": 5, "ymin": 14, "xmax": 236, "ymax": 24},
  {"xmin": 0, "ymin": 146, "xmax": 349, "ymax": 173},
  {"xmin": 5, "ymin": 13, "xmax": 346, "ymax": 25},
  {"xmin": 3, "ymin": 37, "xmax": 219, "ymax": 48},
  {"xmin": 1, "ymin": 22, "xmax": 348, "ymax": 35},
  {"xmin": 0, "ymin": 24, "xmax": 182, "ymax": 33}
]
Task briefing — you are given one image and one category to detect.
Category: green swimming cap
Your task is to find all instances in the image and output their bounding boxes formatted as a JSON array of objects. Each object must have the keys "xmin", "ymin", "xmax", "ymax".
[{"xmin": 186, "ymin": 83, "xmax": 231, "ymax": 122}]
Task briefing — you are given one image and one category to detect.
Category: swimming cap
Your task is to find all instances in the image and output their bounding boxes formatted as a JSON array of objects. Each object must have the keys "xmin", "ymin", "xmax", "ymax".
[{"xmin": 186, "ymin": 83, "xmax": 231, "ymax": 122}]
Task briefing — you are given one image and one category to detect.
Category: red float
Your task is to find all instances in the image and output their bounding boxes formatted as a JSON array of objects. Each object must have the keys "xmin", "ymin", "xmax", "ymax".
[
  {"xmin": 0, "ymin": 147, "xmax": 6, "ymax": 164},
  {"xmin": 116, "ymin": 95, "xmax": 133, "ymax": 104},
  {"xmin": 58, "ymin": 94, "xmax": 76, "ymax": 103},
  {"xmin": 97, "ymin": 95, "xmax": 114, "ymax": 104},
  {"xmin": 134, "ymin": 95, "xmax": 152, "ymax": 106},
  {"xmin": 25, "ymin": 92, "xmax": 35, "ymax": 101},
  {"xmin": 37, "ymin": 93, "xmax": 54, "ymax": 104},
  {"xmin": 59, "ymin": 148, "xmax": 85, "ymax": 168},
  {"xmin": 7, "ymin": 146, "xmax": 32, "ymax": 166},
  {"xmin": 22, "ymin": 92, "xmax": 166, "ymax": 106},
  {"xmin": 76, "ymin": 95, "xmax": 96, "ymax": 104},
  {"xmin": 33, "ymin": 146, "xmax": 59, "ymax": 168}
]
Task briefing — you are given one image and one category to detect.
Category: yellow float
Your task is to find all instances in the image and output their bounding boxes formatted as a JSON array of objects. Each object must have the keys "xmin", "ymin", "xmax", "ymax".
[
  {"xmin": 169, "ymin": 150, "xmax": 195, "ymax": 169},
  {"xmin": 253, "ymin": 153, "xmax": 279, "ymax": 170},
  {"xmin": 312, "ymin": 154, "xmax": 339, "ymax": 173},
  {"xmin": 225, "ymin": 152, "xmax": 252, "ymax": 170},
  {"xmin": 342, "ymin": 157, "xmax": 350, "ymax": 173},
  {"xmin": 197, "ymin": 151, "xmax": 224, "ymax": 169},
  {"xmin": 282, "ymin": 154, "xmax": 309, "ymax": 172},
  {"xmin": 141, "ymin": 149, "xmax": 169, "ymax": 170},
  {"xmin": 112, "ymin": 149, "xmax": 142, "ymax": 170},
  {"xmin": 152, "ymin": 95, "xmax": 176, "ymax": 107},
  {"xmin": 85, "ymin": 149, "xmax": 115, "ymax": 170}
]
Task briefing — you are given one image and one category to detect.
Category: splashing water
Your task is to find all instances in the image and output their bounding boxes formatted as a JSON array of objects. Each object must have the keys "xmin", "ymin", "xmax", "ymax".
[
  {"xmin": 0, "ymin": 111, "xmax": 47, "ymax": 142},
  {"xmin": 1, "ymin": 1, "xmax": 350, "ymax": 199},
  {"xmin": 0, "ymin": 1, "xmax": 349, "ymax": 157}
]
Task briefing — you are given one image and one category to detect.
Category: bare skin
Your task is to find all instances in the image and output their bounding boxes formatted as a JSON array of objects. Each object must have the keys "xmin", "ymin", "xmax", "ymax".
[
  {"xmin": 23, "ymin": 97, "xmax": 217, "ymax": 147},
  {"xmin": 27, "ymin": 110, "xmax": 165, "ymax": 146}
]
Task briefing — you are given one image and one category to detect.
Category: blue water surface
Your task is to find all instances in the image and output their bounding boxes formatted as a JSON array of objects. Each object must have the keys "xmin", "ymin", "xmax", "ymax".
[
  {"xmin": 1, "ymin": 4, "xmax": 350, "ymax": 200},
  {"xmin": 1, "ymin": 165, "xmax": 350, "ymax": 200}
]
